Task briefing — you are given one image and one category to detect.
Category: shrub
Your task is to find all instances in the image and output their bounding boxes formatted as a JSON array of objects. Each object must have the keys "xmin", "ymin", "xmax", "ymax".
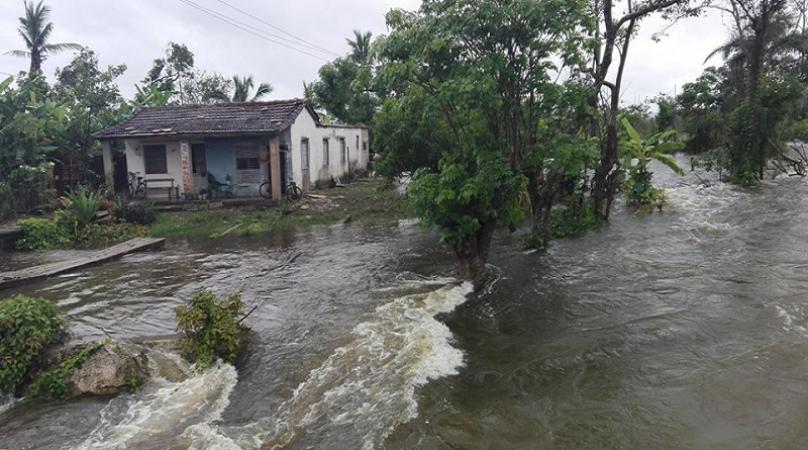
[
  {"xmin": 16, "ymin": 217, "xmax": 69, "ymax": 251},
  {"xmin": 551, "ymin": 202, "xmax": 600, "ymax": 240},
  {"xmin": 114, "ymin": 201, "xmax": 156, "ymax": 225},
  {"xmin": 78, "ymin": 222, "xmax": 146, "ymax": 248},
  {"xmin": 786, "ymin": 119, "xmax": 808, "ymax": 142},
  {"xmin": 0, "ymin": 295, "xmax": 65, "ymax": 396},
  {"xmin": 175, "ymin": 290, "xmax": 245, "ymax": 370},
  {"xmin": 7, "ymin": 164, "xmax": 54, "ymax": 214},
  {"xmin": 25, "ymin": 341, "xmax": 105, "ymax": 400},
  {"xmin": 0, "ymin": 182, "xmax": 14, "ymax": 221},
  {"xmin": 59, "ymin": 186, "xmax": 103, "ymax": 235}
]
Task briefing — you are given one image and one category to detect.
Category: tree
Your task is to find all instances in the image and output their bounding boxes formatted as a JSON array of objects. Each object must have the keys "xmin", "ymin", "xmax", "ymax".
[
  {"xmin": 52, "ymin": 49, "xmax": 127, "ymax": 187},
  {"xmin": 7, "ymin": 1, "xmax": 82, "ymax": 75},
  {"xmin": 347, "ymin": 30, "xmax": 373, "ymax": 64},
  {"xmin": 230, "ymin": 75, "xmax": 272, "ymax": 102},
  {"xmin": 588, "ymin": 0, "xmax": 700, "ymax": 220},
  {"xmin": 313, "ymin": 57, "xmax": 377, "ymax": 124},
  {"xmin": 139, "ymin": 42, "xmax": 230, "ymax": 105},
  {"xmin": 377, "ymin": 0, "xmax": 592, "ymax": 278}
]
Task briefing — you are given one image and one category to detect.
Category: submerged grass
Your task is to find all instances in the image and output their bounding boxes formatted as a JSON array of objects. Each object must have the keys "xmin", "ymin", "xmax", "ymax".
[{"xmin": 149, "ymin": 179, "xmax": 413, "ymax": 239}]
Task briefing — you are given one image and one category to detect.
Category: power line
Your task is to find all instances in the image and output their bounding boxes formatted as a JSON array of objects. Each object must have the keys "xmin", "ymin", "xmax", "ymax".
[
  {"xmin": 213, "ymin": 0, "xmax": 341, "ymax": 58},
  {"xmin": 176, "ymin": 0, "xmax": 332, "ymax": 62}
]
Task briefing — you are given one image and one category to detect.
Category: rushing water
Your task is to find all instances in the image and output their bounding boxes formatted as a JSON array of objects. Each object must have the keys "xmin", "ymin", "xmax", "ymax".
[{"xmin": 3, "ymin": 162, "xmax": 808, "ymax": 449}]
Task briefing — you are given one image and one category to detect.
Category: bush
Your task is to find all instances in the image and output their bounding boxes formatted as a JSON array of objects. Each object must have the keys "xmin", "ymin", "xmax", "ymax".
[
  {"xmin": 551, "ymin": 202, "xmax": 600, "ymax": 240},
  {"xmin": 114, "ymin": 201, "xmax": 156, "ymax": 225},
  {"xmin": 0, "ymin": 295, "xmax": 65, "ymax": 396},
  {"xmin": 78, "ymin": 222, "xmax": 146, "ymax": 248},
  {"xmin": 175, "ymin": 290, "xmax": 245, "ymax": 370},
  {"xmin": 0, "ymin": 182, "xmax": 14, "ymax": 221},
  {"xmin": 7, "ymin": 164, "xmax": 55, "ymax": 214},
  {"xmin": 16, "ymin": 217, "xmax": 69, "ymax": 251},
  {"xmin": 25, "ymin": 341, "xmax": 105, "ymax": 400},
  {"xmin": 786, "ymin": 119, "xmax": 808, "ymax": 142},
  {"xmin": 58, "ymin": 186, "xmax": 102, "ymax": 235}
]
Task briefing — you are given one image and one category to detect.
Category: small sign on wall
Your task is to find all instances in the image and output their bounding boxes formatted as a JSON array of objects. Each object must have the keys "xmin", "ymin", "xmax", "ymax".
[{"xmin": 180, "ymin": 141, "xmax": 192, "ymax": 194}]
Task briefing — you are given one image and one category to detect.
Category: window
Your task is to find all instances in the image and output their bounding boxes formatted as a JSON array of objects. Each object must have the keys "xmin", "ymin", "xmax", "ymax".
[
  {"xmin": 363, "ymin": 141, "xmax": 368, "ymax": 151},
  {"xmin": 144, "ymin": 145, "xmax": 167, "ymax": 174},
  {"xmin": 236, "ymin": 157, "xmax": 260, "ymax": 170},
  {"xmin": 340, "ymin": 138, "xmax": 346, "ymax": 165},
  {"xmin": 322, "ymin": 139, "xmax": 330, "ymax": 168},
  {"xmin": 191, "ymin": 143, "xmax": 206, "ymax": 174},
  {"xmin": 356, "ymin": 136, "xmax": 360, "ymax": 158}
]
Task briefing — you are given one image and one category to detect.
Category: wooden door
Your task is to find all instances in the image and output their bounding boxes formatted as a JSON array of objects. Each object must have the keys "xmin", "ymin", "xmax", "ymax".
[{"xmin": 300, "ymin": 138, "xmax": 311, "ymax": 190}]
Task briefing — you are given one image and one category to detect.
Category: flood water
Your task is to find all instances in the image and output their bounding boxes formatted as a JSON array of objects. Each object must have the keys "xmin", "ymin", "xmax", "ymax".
[{"xmin": 3, "ymin": 162, "xmax": 808, "ymax": 449}]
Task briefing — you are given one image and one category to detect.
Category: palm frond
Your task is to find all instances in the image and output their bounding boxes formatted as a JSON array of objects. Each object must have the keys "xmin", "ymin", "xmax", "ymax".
[
  {"xmin": 251, "ymin": 83, "xmax": 273, "ymax": 101},
  {"xmin": 5, "ymin": 49, "xmax": 31, "ymax": 57},
  {"xmin": 43, "ymin": 42, "xmax": 83, "ymax": 53},
  {"xmin": 653, "ymin": 153, "xmax": 685, "ymax": 176}
]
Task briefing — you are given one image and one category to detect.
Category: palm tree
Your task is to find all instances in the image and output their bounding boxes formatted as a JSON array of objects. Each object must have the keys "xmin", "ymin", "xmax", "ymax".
[
  {"xmin": 230, "ymin": 75, "xmax": 272, "ymax": 102},
  {"xmin": 7, "ymin": 1, "xmax": 81, "ymax": 74},
  {"xmin": 347, "ymin": 30, "xmax": 373, "ymax": 64}
]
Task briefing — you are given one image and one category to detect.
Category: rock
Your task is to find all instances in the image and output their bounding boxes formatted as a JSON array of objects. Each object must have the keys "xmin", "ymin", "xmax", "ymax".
[{"xmin": 68, "ymin": 341, "xmax": 149, "ymax": 397}]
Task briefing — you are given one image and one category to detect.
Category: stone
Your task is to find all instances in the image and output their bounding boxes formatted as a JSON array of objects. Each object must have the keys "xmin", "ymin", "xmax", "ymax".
[{"xmin": 67, "ymin": 342, "xmax": 149, "ymax": 397}]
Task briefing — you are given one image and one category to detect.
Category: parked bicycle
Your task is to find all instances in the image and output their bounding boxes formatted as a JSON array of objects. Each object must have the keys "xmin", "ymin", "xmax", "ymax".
[
  {"xmin": 128, "ymin": 171, "xmax": 147, "ymax": 199},
  {"xmin": 259, "ymin": 180, "xmax": 303, "ymax": 201}
]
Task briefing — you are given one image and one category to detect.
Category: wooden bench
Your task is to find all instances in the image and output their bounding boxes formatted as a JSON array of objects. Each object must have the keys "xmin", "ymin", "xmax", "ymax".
[{"xmin": 144, "ymin": 178, "xmax": 178, "ymax": 201}]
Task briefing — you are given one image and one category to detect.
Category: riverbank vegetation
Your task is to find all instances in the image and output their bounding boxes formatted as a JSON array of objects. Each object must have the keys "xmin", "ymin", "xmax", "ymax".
[
  {"xmin": 149, "ymin": 179, "xmax": 412, "ymax": 239},
  {"xmin": 3, "ymin": 0, "xmax": 808, "ymax": 280},
  {"xmin": 175, "ymin": 290, "xmax": 246, "ymax": 370}
]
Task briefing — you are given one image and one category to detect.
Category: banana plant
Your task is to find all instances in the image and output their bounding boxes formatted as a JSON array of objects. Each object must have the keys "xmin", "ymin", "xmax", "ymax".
[{"xmin": 619, "ymin": 117, "xmax": 684, "ymax": 208}]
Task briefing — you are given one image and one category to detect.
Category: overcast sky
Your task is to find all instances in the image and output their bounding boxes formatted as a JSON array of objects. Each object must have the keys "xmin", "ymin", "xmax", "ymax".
[{"xmin": 0, "ymin": 0, "xmax": 731, "ymax": 105}]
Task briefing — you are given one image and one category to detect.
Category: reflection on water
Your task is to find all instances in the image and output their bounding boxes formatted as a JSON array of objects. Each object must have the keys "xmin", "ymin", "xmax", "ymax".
[{"xmin": 3, "ymin": 162, "xmax": 808, "ymax": 449}]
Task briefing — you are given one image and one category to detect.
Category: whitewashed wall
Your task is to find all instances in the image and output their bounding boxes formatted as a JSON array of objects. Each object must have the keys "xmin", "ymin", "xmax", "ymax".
[
  {"xmin": 288, "ymin": 110, "xmax": 370, "ymax": 187},
  {"xmin": 124, "ymin": 138, "xmax": 183, "ymax": 199}
]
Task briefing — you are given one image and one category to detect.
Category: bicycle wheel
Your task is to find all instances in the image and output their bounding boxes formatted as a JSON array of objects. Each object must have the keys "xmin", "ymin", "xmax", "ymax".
[
  {"xmin": 134, "ymin": 184, "xmax": 147, "ymax": 199},
  {"xmin": 259, "ymin": 182, "xmax": 272, "ymax": 199},
  {"xmin": 287, "ymin": 184, "xmax": 303, "ymax": 201}
]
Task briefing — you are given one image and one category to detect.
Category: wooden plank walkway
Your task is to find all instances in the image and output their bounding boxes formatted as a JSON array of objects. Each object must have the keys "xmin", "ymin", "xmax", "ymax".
[{"xmin": 0, "ymin": 237, "xmax": 165, "ymax": 291}]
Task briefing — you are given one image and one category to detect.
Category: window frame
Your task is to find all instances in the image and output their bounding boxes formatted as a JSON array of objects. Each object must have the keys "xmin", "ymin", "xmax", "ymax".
[{"xmin": 322, "ymin": 138, "xmax": 330, "ymax": 168}]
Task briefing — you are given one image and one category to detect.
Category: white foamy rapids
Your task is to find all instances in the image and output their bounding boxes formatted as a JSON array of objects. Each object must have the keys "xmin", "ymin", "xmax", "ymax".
[
  {"xmin": 775, "ymin": 304, "xmax": 808, "ymax": 337},
  {"xmin": 665, "ymin": 183, "xmax": 743, "ymax": 237},
  {"xmin": 75, "ymin": 361, "xmax": 238, "ymax": 450},
  {"xmin": 187, "ymin": 280, "xmax": 473, "ymax": 450},
  {"xmin": 0, "ymin": 395, "xmax": 17, "ymax": 415}
]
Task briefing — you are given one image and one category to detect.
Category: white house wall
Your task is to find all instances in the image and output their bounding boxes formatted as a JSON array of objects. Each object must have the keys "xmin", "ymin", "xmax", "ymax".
[
  {"xmin": 124, "ymin": 138, "xmax": 183, "ymax": 199},
  {"xmin": 287, "ymin": 110, "xmax": 370, "ymax": 187}
]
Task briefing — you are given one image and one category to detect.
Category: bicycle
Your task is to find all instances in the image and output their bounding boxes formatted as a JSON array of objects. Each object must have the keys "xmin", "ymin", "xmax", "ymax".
[
  {"xmin": 259, "ymin": 180, "xmax": 303, "ymax": 201},
  {"xmin": 128, "ymin": 171, "xmax": 147, "ymax": 199}
]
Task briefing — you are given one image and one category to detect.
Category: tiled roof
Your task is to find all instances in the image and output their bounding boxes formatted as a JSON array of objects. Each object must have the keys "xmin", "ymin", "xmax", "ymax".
[{"xmin": 93, "ymin": 99, "xmax": 312, "ymax": 139}]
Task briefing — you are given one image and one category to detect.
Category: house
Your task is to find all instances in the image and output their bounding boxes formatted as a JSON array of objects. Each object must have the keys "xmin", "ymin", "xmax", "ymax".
[{"xmin": 93, "ymin": 100, "xmax": 370, "ymax": 200}]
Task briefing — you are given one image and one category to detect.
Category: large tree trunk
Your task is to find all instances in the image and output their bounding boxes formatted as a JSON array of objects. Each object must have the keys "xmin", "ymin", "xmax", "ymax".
[{"xmin": 452, "ymin": 217, "xmax": 497, "ymax": 283}]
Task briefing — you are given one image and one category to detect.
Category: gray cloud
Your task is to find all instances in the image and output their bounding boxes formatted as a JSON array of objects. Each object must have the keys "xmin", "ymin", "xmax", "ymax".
[{"xmin": 0, "ymin": 0, "xmax": 728, "ymax": 104}]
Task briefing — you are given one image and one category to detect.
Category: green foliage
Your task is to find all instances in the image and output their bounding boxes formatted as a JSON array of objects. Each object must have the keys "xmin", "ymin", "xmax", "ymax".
[
  {"xmin": 620, "ymin": 118, "xmax": 684, "ymax": 209},
  {"xmin": 0, "ymin": 75, "xmax": 65, "ymax": 179},
  {"xmin": 25, "ymin": 341, "xmax": 105, "ymax": 400},
  {"xmin": 786, "ymin": 119, "xmax": 808, "ymax": 142},
  {"xmin": 0, "ymin": 295, "xmax": 65, "ymax": 396},
  {"xmin": 313, "ymin": 57, "xmax": 378, "ymax": 124},
  {"xmin": 6, "ymin": 164, "xmax": 55, "ymax": 214},
  {"xmin": 113, "ymin": 200, "xmax": 156, "ymax": 225},
  {"xmin": 550, "ymin": 202, "xmax": 599, "ymax": 240},
  {"xmin": 16, "ymin": 217, "xmax": 69, "ymax": 250},
  {"xmin": 175, "ymin": 290, "xmax": 245, "ymax": 370},
  {"xmin": 59, "ymin": 186, "xmax": 102, "ymax": 231}
]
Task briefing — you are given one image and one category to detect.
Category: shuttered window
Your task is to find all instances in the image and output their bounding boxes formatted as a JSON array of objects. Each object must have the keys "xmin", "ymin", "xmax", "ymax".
[{"xmin": 144, "ymin": 145, "xmax": 167, "ymax": 174}]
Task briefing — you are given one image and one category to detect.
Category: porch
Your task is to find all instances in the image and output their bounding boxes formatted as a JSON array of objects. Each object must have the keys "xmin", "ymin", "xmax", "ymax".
[{"xmin": 102, "ymin": 134, "xmax": 290, "ymax": 202}]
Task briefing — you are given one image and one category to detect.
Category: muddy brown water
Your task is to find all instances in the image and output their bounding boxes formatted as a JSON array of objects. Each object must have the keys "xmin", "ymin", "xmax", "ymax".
[{"xmin": 2, "ymin": 162, "xmax": 808, "ymax": 449}]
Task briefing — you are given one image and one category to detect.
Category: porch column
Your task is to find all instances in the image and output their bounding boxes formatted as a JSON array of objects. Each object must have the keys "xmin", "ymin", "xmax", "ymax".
[
  {"xmin": 101, "ymin": 141, "xmax": 114, "ymax": 188},
  {"xmin": 269, "ymin": 135, "xmax": 282, "ymax": 201},
  {"xmin": 179, "ymin": 140, "xmax": 192, "ymax": 196}
]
